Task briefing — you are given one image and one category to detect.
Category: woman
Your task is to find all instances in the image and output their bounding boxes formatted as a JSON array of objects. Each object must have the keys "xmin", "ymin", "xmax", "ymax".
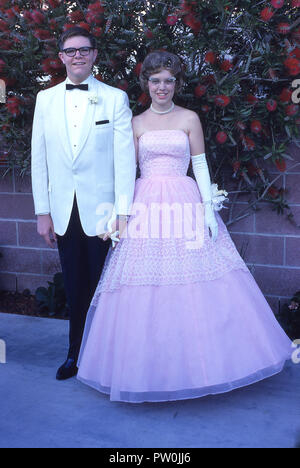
[{"xmin": 77, "ymin": 51, "xmax": 292, "ymax": 403}]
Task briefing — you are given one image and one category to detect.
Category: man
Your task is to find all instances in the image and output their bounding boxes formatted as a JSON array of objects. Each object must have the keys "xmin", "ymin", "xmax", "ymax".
[{"xmin": 31, "ymin": 26, "xmax": 136, "ymax": 380}]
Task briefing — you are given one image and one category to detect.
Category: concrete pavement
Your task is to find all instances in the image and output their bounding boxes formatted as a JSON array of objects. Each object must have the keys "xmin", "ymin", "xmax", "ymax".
[{"xmin": 0, "ymin": 312, "xmax": 299, "ymax": 448}]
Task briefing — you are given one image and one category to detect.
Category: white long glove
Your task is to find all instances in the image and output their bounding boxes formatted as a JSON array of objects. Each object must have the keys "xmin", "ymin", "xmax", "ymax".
[
  {"xmin": 191, "ymin": 153, "xmax": 218, "ymax": 242},
  {"xmin": 107, "ymin": 206, "xmax": 120, "ymax": 248}
]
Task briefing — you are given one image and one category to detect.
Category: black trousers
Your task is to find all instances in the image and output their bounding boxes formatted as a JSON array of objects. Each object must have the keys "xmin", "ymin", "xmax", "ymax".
[{"xmin": 57, "ymin": 197, "xmax": 110, "ymax": 361}]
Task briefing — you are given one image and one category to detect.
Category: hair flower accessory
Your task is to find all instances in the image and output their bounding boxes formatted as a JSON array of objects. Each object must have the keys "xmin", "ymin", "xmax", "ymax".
[
  {"xmin": 88, "ymin": 94, "xmax": 98, "ymax": 104},
  {"xmin": 211, "ymin": 183, "xmax": 229, "ymax": 211}
]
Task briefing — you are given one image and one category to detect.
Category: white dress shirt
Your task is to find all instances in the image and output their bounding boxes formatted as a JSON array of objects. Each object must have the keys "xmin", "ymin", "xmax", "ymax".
[{"xmin": 65, "ymin": 75, "xmax": 92, "ymax": 159}]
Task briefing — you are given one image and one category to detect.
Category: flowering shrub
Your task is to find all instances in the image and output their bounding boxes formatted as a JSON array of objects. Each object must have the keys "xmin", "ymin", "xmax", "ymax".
[{"xmin": 0, "ymin": 0, "xmax": 299, "ymax": 223}]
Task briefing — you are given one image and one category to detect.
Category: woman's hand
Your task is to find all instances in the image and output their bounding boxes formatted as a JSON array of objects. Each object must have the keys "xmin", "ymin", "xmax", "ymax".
[{"xmin": 204, "ymin": 205, "xmax": 218, "ymax": 242}]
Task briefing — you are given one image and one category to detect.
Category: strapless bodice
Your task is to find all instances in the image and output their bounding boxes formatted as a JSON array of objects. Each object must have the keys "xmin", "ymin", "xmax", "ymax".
[{"xmin": 138, "ymin": 130, "xmax": 191, "ymax": 178}]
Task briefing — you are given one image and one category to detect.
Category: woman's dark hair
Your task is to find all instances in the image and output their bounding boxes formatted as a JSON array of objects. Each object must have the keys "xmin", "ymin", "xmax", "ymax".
[
  {"xmin": 58, "ymin": 26, "xmax": 97, "ymax": 51},
  {"xmin": 140, "ymin": 50, "xmax": 184, "ymax": 93}
]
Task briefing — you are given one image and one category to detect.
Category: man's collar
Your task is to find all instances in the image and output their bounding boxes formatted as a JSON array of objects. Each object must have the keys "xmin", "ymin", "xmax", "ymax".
[{"xmin": 66, "ymin": 75, "xmax": 93, "ymax": 86}]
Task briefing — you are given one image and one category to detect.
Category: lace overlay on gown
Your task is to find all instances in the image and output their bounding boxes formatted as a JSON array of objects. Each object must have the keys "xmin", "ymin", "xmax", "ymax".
[
  {"xmin": 93, "ymin": 130, "xmax": 248, "ymax": 297},
  {"xmin": 77, "ymin": 129, "xmax": 292, "ymax": 404}
]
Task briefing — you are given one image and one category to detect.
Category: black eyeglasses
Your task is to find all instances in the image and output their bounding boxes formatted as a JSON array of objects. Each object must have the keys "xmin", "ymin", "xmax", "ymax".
[{"xmin": 62, "ymin": 47, "xmax": 95, "ymax": 57}]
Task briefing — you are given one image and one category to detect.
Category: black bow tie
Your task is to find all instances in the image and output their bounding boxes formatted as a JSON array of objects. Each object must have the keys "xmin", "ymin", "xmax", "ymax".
[{"xmin": 66, "ymin": 84, "xmax": 89, "ymax": 91}]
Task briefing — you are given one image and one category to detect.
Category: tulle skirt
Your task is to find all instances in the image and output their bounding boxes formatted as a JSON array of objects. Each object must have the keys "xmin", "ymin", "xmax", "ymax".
[{"xmin": 77, "ymin": 175, "xmax": 292, "ymax": 402}]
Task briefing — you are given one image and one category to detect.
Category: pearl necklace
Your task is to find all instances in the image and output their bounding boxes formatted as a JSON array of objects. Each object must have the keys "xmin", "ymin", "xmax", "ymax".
[{"xmin": 150, "ymin": 102, "xmax": 175, "ymax": 114}]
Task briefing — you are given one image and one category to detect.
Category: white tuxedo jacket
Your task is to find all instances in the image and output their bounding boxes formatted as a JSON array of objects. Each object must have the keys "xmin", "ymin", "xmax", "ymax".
[{"xmin": 31, "ymin": 76, "xmax": 136, "ymax": 236}]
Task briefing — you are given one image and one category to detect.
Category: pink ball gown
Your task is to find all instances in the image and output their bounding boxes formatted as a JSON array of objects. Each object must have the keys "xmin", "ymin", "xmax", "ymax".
[{"xmin": 77, "ymin": 129, "xmax": 292, "ymax": 403}]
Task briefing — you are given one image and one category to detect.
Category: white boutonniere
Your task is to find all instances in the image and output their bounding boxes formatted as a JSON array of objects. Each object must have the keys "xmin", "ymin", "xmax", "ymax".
[
  {"xmin": 88, "ymin": 94, "xmax": 98, "ymax": 104},
  {"xmin": 211, "ymin": 183, "xmax": 229, "ymax": 211}
]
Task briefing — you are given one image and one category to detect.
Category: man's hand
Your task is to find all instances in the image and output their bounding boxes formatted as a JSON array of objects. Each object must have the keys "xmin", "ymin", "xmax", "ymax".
[{"xmin": 37, "ymin": 214, "xmax": 57, "ymax": 248}]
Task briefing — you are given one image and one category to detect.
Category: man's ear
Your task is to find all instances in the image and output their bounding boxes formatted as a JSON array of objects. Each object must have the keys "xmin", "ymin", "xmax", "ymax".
[
  {"xmin": 58, "ymin": 52, "xmax": 65, "ymax": 65},
  {"xmin": 93, "ymin": 49, "xmax": 98, "ymax": 64}
]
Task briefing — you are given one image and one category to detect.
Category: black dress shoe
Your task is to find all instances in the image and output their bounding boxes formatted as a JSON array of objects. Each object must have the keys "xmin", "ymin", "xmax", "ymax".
[{"xmin": 56, "ymin": 358, "xmax": 78, "ymax": 380}]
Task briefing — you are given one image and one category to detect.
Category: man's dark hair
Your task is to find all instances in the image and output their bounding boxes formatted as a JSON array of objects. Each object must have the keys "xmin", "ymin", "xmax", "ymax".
[{"xmin": 58, "ymin": 26, "xmax": 97, "ymax": 51}]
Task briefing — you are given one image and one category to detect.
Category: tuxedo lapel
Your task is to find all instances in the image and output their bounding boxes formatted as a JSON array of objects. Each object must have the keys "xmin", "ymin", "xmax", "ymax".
[
  {"xmin": 74, "ymin": 77, "xmax": 98, "ymax": 160},
  {"xmin": 56, "ymin": 79, "xmax": 73, "ymax": 159}
]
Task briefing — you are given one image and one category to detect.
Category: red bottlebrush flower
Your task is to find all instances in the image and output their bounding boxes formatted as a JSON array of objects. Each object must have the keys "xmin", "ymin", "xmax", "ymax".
[
  {"xmin": 271, "ymin": 0, "xmax": 284, "ymax": 8},
  {"xmin": 292, "ymin": 0, "xmax": 300, "ymax": 6},
  {"xmin": 117, "ymin": 79, "xmax": 129, "ymax": 91},
  {"xmin": 0, "ymin": 59, "xmax": 5, "ymax": 73},
  {"xmin": 247, "ymin": 163, "xmax": 258, "ymax": 176},
  {"xmin": 179, "ymin": 0, "xmax": 194, "ymax": 13},
  {"xmin": 284, "ymin": 57, "xmax": 300, "ymax": 76},
  {"xmin": 1, "ymin": 39, "xmax": 12, "ymax": 50},
  {"xmin": 242, "ymin": 135, "xmax": 255, "ymax": 151},
  {"xmin": 5, "ymin": 6, "xmax": 20, "ymax": 20},
  {"xmin": 88, "ymin": 2, "xmax": 105, "ymax": 14},
  {"xmin": 202, "ymin": 74, "xmax": 216, "ymax": 85},
  {"xmin": 201, "ymin": 105, "xmax": 210, "ymax": 113},
  {"xmin": 266, "ymin": 99, "xmax": 277, "ymax": 111},
  {"xmin": 23, "ymin": 10, "xmax": 33, "ymax": 24},
  {"xmin": 288, "ymin": 47, "xmax": 300, "ymax": 59},
  {"xmin": 267, "ymin": 186, "xmax": 279, "ymax": 198},
  {"xmin": 134, "ymin": 63, "xmax": 142, "ymax": 76},
  {"xmin": 86, "ymin": 11, "xmax": 103, "ymax": 26},
  {"xmin": 236, "ymin": 121, "xmax": 246, "ymax": 130},
  {"xmin": 0, "ymin": 0, "xmax": 9, "ymax": 8},
  {"xmin": 232, "ymin": 160, "xmax": 241, "ymax": 172},
  {"xmin": 78, "ymin": 22, "xmax": 91, "ymax": 32},
  {"xmin": 0, "ymin": 19, "xmax": 9, "ymax": 31},
  {"xmin": 63, "ymin": 23, "xmax": 74, "ymax": 31},
  {"xmin": 260, "ymin": 8, "xmax": 274, "ymax": 21},
  {"xmin": 214, "ymin": 95, "xmax": 231, "ymax": 107},
  {"xmin": 194, "ymin": 84, "xmax": 207, "ymax": 98},
  {"xmin": 138, "ymin": 92, "xmax": 150, "ymax": 107},
  {"xmin": 279, "ymin": 88, "xmax": 292, "ymax": 102},
  {"xmin": 0, "ymin": 76, "xmax": 16, "ymax": 87},
  {"xmin": 250, "ymin": 120, "xmax": 262, "ymax": 133},
  {"xmin": 183, "ymin": 14, "xmax": 201, "ymax": 33},
  {"xmin": 205, "ymin": 51, "xmax": 216, "ymax": 64},
  {"xmin": 34, "ymin": 29, "xmax": 52, "ymax": 40},
  {"xmin": 285, "ymin": 104, "xmax": 298, "ymax": 116},
  {"xmin": 275, "ymin": 158, "xmax": 286, "ymax": 172},
  {"xmin": 220, "ymin": 59, "xmax": 233, "ymax": 72},
  {"xmin": 47, "ymin": 0, "xmax": 61, "ymax": 8},
  {"xmin": 31, "ymin": 10, "xmax": 45, "ymax": 25},
  {"xmin": 46, "ymin": 75, "xmax": 65, "ymax": 88},
  {"xmin": 49, "ymin": 19, "xmax": 58, "ymax": 31},
  {"xmin": 93, "ymin": 26, "xmax": 103, "ymax": 37},
  {"xmin": 292, "ymin": 27, "xmax": 300, "ymax": 43},
  {"xmin": 166, "ymin": 15, "xmax": 178, "ymax": 26},
  {"xmin": 216, "ymin": 131, "xmax": 227, "ymax": 144},
  {"xmin": 6, "ymin": 96, "xmax": 21, "ymax": 117},
  {"xmin": 86, "ymin": 2, "xmax": 105, "ymax": 25},
  {"xmin": 277, "ymin": 23, "xmax": 290, "ymax": 34},
  {"xmin": 42, "ymin": 58, "xmax": 64, "ymax": 73},
  {"xmin": 246, "ymin": 94, "xmax": 258, "ymax": 105},
  {"xmin": 68, "ymin": 10, "xmax": 85, "ymax": 22},
  {"xmin": 144, "ymin": 28, "xmax": 154, "ymax": 39}
]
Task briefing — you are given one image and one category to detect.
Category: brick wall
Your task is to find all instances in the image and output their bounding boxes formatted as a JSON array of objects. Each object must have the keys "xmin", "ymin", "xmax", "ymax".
[
  {"xmin": 0, "ymin": 142, "xmax": 299, "ymax": 313},
  {"xmin": 0, "ymin": 168, "xmax": 60, "ymax": 293}
]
